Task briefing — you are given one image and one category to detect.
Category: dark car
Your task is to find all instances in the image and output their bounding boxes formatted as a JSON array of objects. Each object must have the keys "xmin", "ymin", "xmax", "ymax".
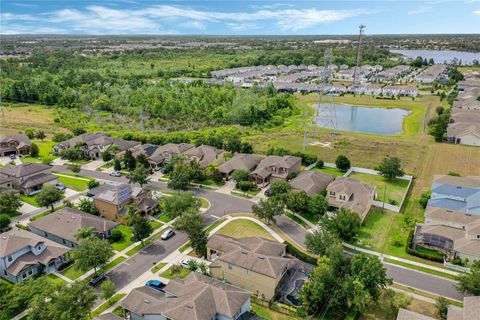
[
  {"xmin": 265, "ymin": 188, "xmax": 272, "ymax": 197},
  {"xmin": 160, "ymin": 229, "xmax": 175, "ymax": 240},
  {"xmin": 145, "ymin": 280, "xmax": 166, "ymax": 292},
  {"xmin": 55, "ymin": 183, "xmax": 67, "ymax": 191},
  {"xmin": 88, "ymin": 274, "xmax": 107, "ymax": 287},
  {"xmin": 9, "ymin": 154, "xmax": 16, "ymax": 160}
]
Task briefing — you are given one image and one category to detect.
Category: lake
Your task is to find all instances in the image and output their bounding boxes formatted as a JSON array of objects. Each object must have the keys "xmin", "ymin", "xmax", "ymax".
[
  {"xmin": 391, "ymin": 49, "xmax": 480, "ymax": 65},
  {"xmin": 314, "ymin": 103, "xmax": 411, "ymax": 135}
]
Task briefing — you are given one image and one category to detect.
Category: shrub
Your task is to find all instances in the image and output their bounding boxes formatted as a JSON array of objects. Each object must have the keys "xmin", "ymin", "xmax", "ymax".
[
  {"xmin": 335, "ymin": 155, "xmax": 351, "ymax": 171},
  {"xmin": 316, "ymin": 160, "xmax": 324, "ymax": 169},
  {"xmin": 419, "ymin": 191, "xmax": 431, "ymax": 209},
  {"xmin": 405, "ymin": 229, "xmax": 444, "ymax": 262},
  {"xmin": 109, "ymin": 229, "xmax": 123, "ymax": 242},
  {"xmin": 70, "ymin": 164, "xmax": 81, "ymax": 173},
  {"xmin": 87, "ymin": 180, "xmax": 99, "ymax": 189},
  {"xmin": 237, "ymin": 180, "xmax": 255, "ymax": 192},
  {"xmin": 285, "ymin": 241, "xmax": 317, "ymax": 265}
]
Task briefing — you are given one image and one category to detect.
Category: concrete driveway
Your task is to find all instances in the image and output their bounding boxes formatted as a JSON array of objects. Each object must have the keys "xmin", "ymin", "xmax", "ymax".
[
  {"xmin": 18, "ymin": 201, "xmax": 38, "ymax": 215},
  {"xmin": 81, "ymin": 159, "xmax": 106, "ymax": 171},
  {"xmin": 0, "ymin": 156, "xmax": 21, "ymax": 166}
]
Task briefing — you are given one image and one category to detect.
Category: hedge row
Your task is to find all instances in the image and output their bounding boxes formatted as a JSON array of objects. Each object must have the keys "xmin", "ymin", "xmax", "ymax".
[
  {"xmin": 285, "ymin": 241, "xmax": 318, "ymax": 265},
  {"xmin": 405, "ymin": 229, "xmax": 444, "ymax": 263}
]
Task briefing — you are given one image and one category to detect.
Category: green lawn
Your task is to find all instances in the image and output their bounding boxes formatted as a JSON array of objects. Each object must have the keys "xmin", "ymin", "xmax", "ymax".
[
  {"xmin": 414, "ymin": 246, "xmax": 445, "ymax": 260},
  {"xmin": 45, "ymin": 273, "xmax": 68, "ymax": 286},
  {"xmin": 157, "ymin": 214, "xmax": 173, "ymax": 223},
  {"xmin": 61, "ymin": 263, "xmax": 86, "ymax": 280},
  {"xmin": 30, "ymin": 211, "xmax": 51, "ymax": 221},
  {"xmin": 151, "ymin": 262, "xmax": 168, "ymax": 273},
  {"xmin": 194, "ymin": 179, "xmax": 224, "ymax": 187},
  {"xmin": 21, "ymin": 139, "xmax": 56, "ymax": 164},
  {"xmin": 90, "ymin": 293, "xmax": 126, "ymax": 318},
  {"xmin": 149, "ymin": 220, "xmax": 163, "ymax": 230},
  {"xmin": 348, "ymin": 172, "xmax": 410, "ymax": 204},
  {"xmin": 160, "ymin": 266, "xmax": 191, "ymax": 279},
  {"xmin": 198, "ymin": 197, "xmax": 209, "ymax": 209},
  {"xmin": 285, "ymin": 212, "xmax": 310, "ymax": 229},
  {"xmin": 56, "ymin": 175, "xmax": 90, "ymax": 191},
  {"xmin": 111, "ymin": 225, "xmax": 134, "ymax": 252},
  {"xmin": 179, "ymin": 241, "xmax": 191, "ymax": 253},
  {"xmin": 216, "ymin": 219, "xmax": 276, "ymax": 241},
  {"xmin": 251, "ymin": 304, "xmax": 300, "ymax": 320},
  {"xmin": 234, "ymin": 187, "xmax": 260, "ymax": 196},
  {"xmin": 311, "ymin": 166, "xmax": 345, "ymax": 176},
  {"xmin": 19, "ymin": 194, "xmax": 40, "ymax": 207}
]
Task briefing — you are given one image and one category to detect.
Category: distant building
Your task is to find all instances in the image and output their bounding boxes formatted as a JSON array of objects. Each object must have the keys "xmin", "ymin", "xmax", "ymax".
[
  {"xmin": 0, "ymin": 229, "xmax": 70, "ymax": 283},
  {"xmin": 116, "ymin": 143, "xmax": 159, "ymax": 159},
  {"xmin": 0, "ymin": 134, "xmax": 30, "ymax": 157},
  {"xmin": 415, "ymin": 64, "xmax": 448, "ymax": 83},
  {"xmin": 29, "ymin": 207, "xmax": 118, "ymax": 248},
  {"xmin": 427, "ymin": 175, "xmax": 480, "ymax": 215},
  {"xmin": 0, "ymin": 163, "xmax": 58, "ymax": 195},
  {"xmin": 397, "ymin": 296, "xmax": 480, "ymax": 320}
]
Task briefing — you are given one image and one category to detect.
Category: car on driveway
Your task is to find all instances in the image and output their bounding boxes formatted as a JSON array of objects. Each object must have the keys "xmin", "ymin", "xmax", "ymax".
[
  {"xmin": 88, "ymin": 274, "xmax": 107, "ymax": 287},
  {"xmin": 265, "ymin": 188, "xmax": 272, "ymax": 197},
  {"xmin": 160, "ymin": 229, "xmax": 175, "ymax": 240},
  {"xmin": 180, "ymin": 258, "xmax": 193, "ymax": 269},
  {"xmin": 145, "ymin": 280, "xmax": 166, "ymax": 292},
  {"xmin": 9, "ymin": 154, "xmax": 16, "ymax": 160},
  {"xmin": 109, "ymin": 171, "xmax": 122, "ymax": 177},
  {"xmin": 55, "ymin": 183, "xmax": 67, "ymax": 191}
]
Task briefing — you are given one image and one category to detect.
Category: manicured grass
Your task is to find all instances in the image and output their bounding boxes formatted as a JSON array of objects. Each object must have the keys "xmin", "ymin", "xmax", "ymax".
[
  {"xmin": 19, "ymin": 194, "xmax": 40, "ymax": 207},
  {"xmin": 90, "ymin": 293, "xmax": 126, "ymax": 318},
  {"xmin": 30, "ymin": 211, "xmax": 51, "ymax": 221},
  {"xmin": 204, "ymin": 217, "xmax": 227, "ymax": 235},
  {"xmin": 414, "ymin": 246, "xmax": 445, "ymax": 260},
  {"xmin": 111, "ymin": 225, "xmax": 133, "ymax": 252},
  {"xmin": 383, "ymin": 258, "xmax": 456, "ymax": 280},
  {"xmin": 198, "ymin": 197, "xmax": 210, "ymax": 209},
  {"xmin": 61, "ymin": 263, "xmax": 86, "ymax": 280},
  {"xmin": 179, "ymin": 241, "xmax": 191, "ymax": 253},
  {"xmin": 230, "ymin": 190, "xmax": 253, "ymax": 199},
  {"xmin": 233, "ymin": 187, "xmax": 260, "ymax": 196},
  {"xmin": 56, "ymin": 175, "xmax": 90, "ymax": 191},
  {"xmin": 348, "ymin": 171, "xmax": 410, "ymax": 204},
  {"xmin": 157, "ymin": 213, "xmax": 173, "ymax": 223},
  {"xmin": 21, "ymin": 139, "xmax": 56, "ymax": 164},
  {"xmin": 216, "ymin": 219, "xmax": 276, "ymax": 241},
  {"xmin": 149, "ymin": 220, "xmax": 163, "ymax": 230},
  {"xmin": 311, "ymin": 166, "xmax": 345, "ymax": 176},
  {"xmin": 251, "ymin": 303, "xmax": 300, "ymax": 320},
  {"xmin": 160, "ymin": 266, "xmax": 191, "ymax": 279},
  {"xmin": 95, "ymin": 257, "xmax": 126, "ymax": 277},
  {"xmin": 194, "ymin": 179, "xmax": 223, "ymax": 187},
  {"xmin": 285, "ymin": 212, "xmax": 310, "ymax": 229},
  {"xmin": 45, "ymin": 273, "xmax": 68, "ymax": 286},
  {"xmin": 151, "ymin": 262, "xmax": 168, "ymax": 274}
]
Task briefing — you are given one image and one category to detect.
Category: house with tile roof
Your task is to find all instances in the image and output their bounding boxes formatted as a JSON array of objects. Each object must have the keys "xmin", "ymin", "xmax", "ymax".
[
  {"xmin": 147, "ymin": 143, "xmax": 194, "ymax": 171},
  {"xmin": 397, "ymin": 296, "xmax": 480, "ymax": 320},
  {"xmin": 0, "ymin": 163, "xmax": 58, "ymax": 195},
  {"xmin": 29, "ymin": 207, "xmax": 118, "ymax": 248},
  {"xmin": 121, "ymin": 272, "xmax": 251, "ymax": 320},
  {"xmin": 250, "ymin": 155, "xmax": 302, "ymax": 187},
  {"xmin": 0, "ymin": 229, "xmax": 70, "ymax": 283},
  {"xmin": 207, "ymin": 234, "xmax": 304, "ymax": 300},
  {"xmin": 326, "ymin": 177, "xmax": 376, "ymax": 221},
  {"xmin": 289, "ymin": 170, "xmax": 336, "ymax": 197},
  {"xmin": 0, "ymin": 134, "xmax": 30, "ymax": 157}
]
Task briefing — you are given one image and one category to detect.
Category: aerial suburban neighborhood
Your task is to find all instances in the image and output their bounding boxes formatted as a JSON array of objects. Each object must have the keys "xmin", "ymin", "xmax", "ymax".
[{"xmin": 0, "ymin": 1, "xmax": 479, "ymax": 320}]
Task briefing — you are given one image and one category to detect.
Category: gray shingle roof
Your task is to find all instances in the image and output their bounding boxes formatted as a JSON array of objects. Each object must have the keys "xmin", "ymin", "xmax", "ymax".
[
  {"xmin": 289, "ymin": 171, "xmax": 335, "ymax": 196},
  {"xmin": 218, "ymin": 154, "xmax": 263, "ymax": 175},
  {"xmin": 0, "ymin": 163, "xmax": 51, "ymax": 178}
]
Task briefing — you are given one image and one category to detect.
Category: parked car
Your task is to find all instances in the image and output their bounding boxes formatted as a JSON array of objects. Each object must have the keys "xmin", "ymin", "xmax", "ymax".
[
  {"xmin": 160, "ymin": 229, "xmax": 175, "ymax": 240},
  {"xmin": 55, "ymin": 183, "xmax": 67, "ymax": 191},
  {"xmin": 9, "ymin": 154, "xmax": 16, "ymax": 160},
  {"xmin": 145, "ymin": 280, "xmax": 166, "ymax": 292},
  {"xmin": 265, "ymin": 188, "xmax": 272, "ymax": 197},
  {"xmin": 180, "ymin": 259, "xmax": 192, "ymax": 269},
  {"xmin": 109, "ymin": 171, "xmax": 122, "ymax": 177},
  {"xmin": 88, "ymin": 274, "xmax": 107, "ymax": 287}
]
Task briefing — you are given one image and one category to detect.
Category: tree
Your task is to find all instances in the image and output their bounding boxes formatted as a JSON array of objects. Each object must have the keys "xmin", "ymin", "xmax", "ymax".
[
  {"xmin": 123, "ymin": 149, "xmax": 136, "ymax": 170},
  {"xmin": 428, "ymin": 58, "xmax": 435, "ymax": 65},
  {"xmin": 174, "ymin": 208, "xmax": 208, "ymax": 257},
  {"xmin": 225, "ymin": 136, "xmax": 241, "ymax": 153},
  {"xmin": 252, "ymin": 197, "xmax": 285, "ymax": 224},
  {"xmin": 309, "ymin": 193, "xmax": 328, "ymax": 217},
  {"xmin": 191, "ymin": 231, "xmax": 208, "ymax": 257},
  {"xmin": 30, "ymin": 142, "xmax": 39, "ymax": 157},
  {"xmin": 349, "ymin": 254, "xmax": 392, "ymax": 301},
  {"xmin": 435, "ymin": 296, "xmax": 449, "ymax": 320},
  {"xmin": 69, "ymin": 163, "xmax": 81, "ymax": 173},
  {"xmin": 456, "ymin": 263, "xmax": 480, "ymax": 295},
  {"xmin": 305, "ymin": 229, "xmax": 342, "ymax": 257},
  {"xmin": 231, "ymin": 169, "xmax": 250, "ymax": 184},
  {"xmin": 0, "ymin": 214, "xmax": 11, "ymax": 232},
  {"xmin": 132, "ymin": 214, "xmax": 153, "ymax": 246},
  {"xmin": 74, "ymin": 227, "xmax": 95, "ymax": 240},
  {"xmin": 377, "ymin": 157, "xmax": 405, "ymax": 180},
  {"xmin": 113, "ymin": 158, "xmax": 122, "ymax": 172},
  {"xmin": 101, "ymin": 279, "xmax": 117, "ymax": 304},
  {"xmin": 36, "ymin": 130, "xmax": 46, "ymax": 140},
  {"xmin": 335, "ymin": 155, "xmax": 351, "ymax": 171},
  {"xmin": 87, "ymin": 179, "xmax": 99, "ymax": 189},
  {"xmin": 0, "ymin": 191, "xmax": 22, "ymax": 215},
  {"xmin": 205, "ymin": 164, "xmax": 223, "ymax": 183},
  {"xmin": 322, "ymin": 208, "xmax": 361, "ymax": 242},
  {"xmin": 101, "ymin": 150, "xmax": 113, "ymax": 162},
  {"xmin": 136, "ymin": 153, "xmax": 150, "ymax": 169},
  {"xmin": 383, "ymin": 289, "xmax": 412, "ymax": 319},
  {"xmin": 25, "ymin": 128, "xmax": 35, "ymax": 139},
  {"xmin": 73, "ymin": 237, "xmax": 113, "ymax": 274},
  {"xmin": 128, "ymin": 163, "xmax": 150, "ymax": 187},
  {"xmin": 286, "ymin": 190, "xmax": 309, "ymax": 213},
  {"xmin": 35, "ymin": 184, "xmax": 64, "ymax": 212},
  {"xmin": 240, "ymin": 142, "xmax": 254, "ymax": 154},
  {"xmin": 161, "ymin": 192, "xmax": 199, "ymax": 219},
  {"xmin": 168, "ymin": 165, "xmax": 191, "ymax": 190},
  {"xmin": 268, "ymin": 180, "xmax": 291, "ymax": 197}
]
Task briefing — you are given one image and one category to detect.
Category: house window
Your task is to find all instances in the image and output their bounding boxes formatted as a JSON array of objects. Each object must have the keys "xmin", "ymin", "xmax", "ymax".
[
  {"xmin": 329, "ymin": 191, "xmax": 335, "ymax": 196},
  {"xmin": 246, "ymin": 269, "xmax": 250, "ymax": 275},
  {"xmin": 339, "ymin": 195, "xmax": 346, "ymax": 201},
  {"xmin": 44, "ymin": 232, "xmax": 48, "ymax": 237},
  {"xmin": 228, "ymin": 263, "xmax": 232, "ymax": 270},
  {"xmin": 7, "ymin": 256, "xmax": 12, "ymax": 262}
]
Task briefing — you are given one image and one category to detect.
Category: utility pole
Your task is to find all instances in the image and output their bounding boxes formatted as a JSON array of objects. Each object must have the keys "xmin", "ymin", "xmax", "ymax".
[
  {"xmin": 316, "ymin": 48, "xmax": 337, "ymax": 133},
  {"xmin": 353, "ymin": 24, "xmax": 366, "ymax": 84}
]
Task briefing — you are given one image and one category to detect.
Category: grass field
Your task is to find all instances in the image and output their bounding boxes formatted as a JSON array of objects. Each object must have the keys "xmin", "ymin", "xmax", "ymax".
[
  {"xmin": 21, "ymin": 139, "xmax": 56, "ymax": 164},
  {"xmin": 157, "ymin": 213, "xmax": 173, "ymax": 223},
  {"xmin": 151, "ymin": 262, "xmax": 168, "ymax": 274},
  {"xmin": 160, "ymin": 266, "xmax": 192, "ymax": 279},
  {"xmin": 111, "ymin": 225, "xmax": 133, "ymax": 252},
  {"xmin": 311, "ymin": 166, "xmax": 345, "ymax": 176},
  {"xmin": 216, "ymin": 219, "xmax": 276, "ymax": 241},
  {"xmin": 149, "ymin": 220, "xmax": 163, "ymax": 230},
  {"xmin": 56, "ymin": 175, "xmax": 89, "ymax": 191},
  {"xmin": 19, "ymin": 194, "xmax": 40, "ymax": 207},
  {"xmin": 348, "ymin": 172, "xmax": 410, "ymax": 204},
  {"xmin": 61, "ymin": 263, "xmax": 86, "ymax": 280},
  {"xmin": 91, "ymin": 293, "xmax": 126, "ymax": 318}
]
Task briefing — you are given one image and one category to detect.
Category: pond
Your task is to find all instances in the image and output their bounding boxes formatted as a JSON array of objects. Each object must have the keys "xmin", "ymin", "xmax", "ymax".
[
  {"xmin": 391, "ymin": 49, "xmax": 480, "ymax": 65},
  {"xmin": 314, "ymin": 103, "xmax": 410, "ymax": 135}
]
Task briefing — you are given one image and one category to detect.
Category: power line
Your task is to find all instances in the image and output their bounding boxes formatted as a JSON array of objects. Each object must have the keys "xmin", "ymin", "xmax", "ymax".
[{"xmin": 353, "ymin": 25, "xmax": 366, "ymax": 84}]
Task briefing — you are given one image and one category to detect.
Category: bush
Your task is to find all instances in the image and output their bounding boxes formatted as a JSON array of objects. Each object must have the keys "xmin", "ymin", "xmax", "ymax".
[
  {"xmin": 285, "ymin": 241, "xmax": 318, "ymax": 265},
  {"xmin": 87, "ymin": 180, "xmax": 99, "ymax": 189},
  {"xmin": 335, "ymin": 155, "xmax": 351, "ymax": 171},
  {"xmin": 70, "ymin": 164, "xmax": 81, "ymax": 173},
  {"xmin": 316, "ymin": 160, "xmax": 324, "ymax": 169},
  {"xmin": 52, "ymin": 132, "xmax": 72, "ymax": 143},
  {"xmin": 237, "ymin": 180, "xmax": 255, "ymax": 192},
  {"xmin": 109, "ymin": 229, "xmax": 123, "ymax": 242},
  {"xmin": 419, "ymin": 191, "xmax": 431, "ymax": 209}
]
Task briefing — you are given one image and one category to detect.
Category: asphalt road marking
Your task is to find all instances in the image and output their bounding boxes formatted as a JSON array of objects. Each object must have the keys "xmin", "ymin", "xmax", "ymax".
[{"xmin": 210, "ymin": 214, "xmax": 220, "ymax": 219}]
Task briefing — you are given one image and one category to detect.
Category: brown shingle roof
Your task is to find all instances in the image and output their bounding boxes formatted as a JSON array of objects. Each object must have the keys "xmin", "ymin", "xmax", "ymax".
[
  {"xmin": 184, "ymin": 145, "xmax": 223, "ymax": 168},
  {"xmin": 0, "ymin": 134, "xmax": 30, "ymax": 148},
  {"xmin": 327, "ymin": 177, "xmax": 375, "ymax": 218},
  {"xmin": 218, "ymin": 154, "xmax": 263, "ymax": 175},
  {"xmin": 0, "ymin": 163, "xmax": 51, "ymax": 178},
  {"xmin": 251, "ymin": 156, "xmax": 302, "ymax": 179},
  {"xmin": 207, "ymin": 234, "xmax": 285, "ymax": 257},
  {"xmin": 148, "ymin": 143, "xmax": 194, "ymax": 163},
  {"xmin": 396, "ymin": 308, "xmax": 435, "ymax": 320},
  {"xmin": 29, "ymin": 207, "xmax": 118, "ymax": 243},
  {"xmin": 289, "ymin": 171, "xmax": 335, "ymax": 196}
]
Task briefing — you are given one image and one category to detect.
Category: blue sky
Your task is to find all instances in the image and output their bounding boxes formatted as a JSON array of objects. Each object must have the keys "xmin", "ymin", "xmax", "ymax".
[{"xmin": 1, "ymin": 0, "xmax": 479, "ymax": 35}]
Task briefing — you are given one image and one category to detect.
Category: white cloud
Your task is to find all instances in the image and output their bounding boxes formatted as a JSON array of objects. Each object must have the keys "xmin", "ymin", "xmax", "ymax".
[
  {"xmin": 408, "ymin": 5, "xmax": 434, "ymax": 15},
  {"xmin": 474, "ymin": 9, "xmax": 480, "ymax": 15},
  {"xmin": 0, "ymin": 4, "xmax": 366, "ymax": 34}
]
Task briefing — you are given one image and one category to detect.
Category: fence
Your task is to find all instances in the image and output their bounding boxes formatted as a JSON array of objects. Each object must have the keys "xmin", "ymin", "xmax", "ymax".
[
  {"xmin": 251, "ymin": 295, "xmax": 301, "ymax": 318},
  {"xmin": 444, "ymin": 261, "xmax": 471, "ymax": 273}
]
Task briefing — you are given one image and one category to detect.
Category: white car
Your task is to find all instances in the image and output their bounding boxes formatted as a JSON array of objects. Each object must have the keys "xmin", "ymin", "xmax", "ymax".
[
  {"xmin": 180, "ymin": 259, "xmax": 192, "ymax": 269},
  {"xmin": 160, "ymin": 229, "xmax": 175, "ymax": 240},
  {"xmin": 109, "ymin": 171, "xmax": 121, "ymax": 177}
]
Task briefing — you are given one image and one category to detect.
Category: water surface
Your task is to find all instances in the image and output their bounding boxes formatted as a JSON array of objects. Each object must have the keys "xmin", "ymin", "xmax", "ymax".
[{"xmin": 391, "ymin": 49, "xmax": 480, "ymax": 65}]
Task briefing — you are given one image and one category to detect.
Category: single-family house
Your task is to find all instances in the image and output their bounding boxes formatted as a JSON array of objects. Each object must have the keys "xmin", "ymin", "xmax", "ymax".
[
  {"xmin": 289, "ymin": 170, "xmax": 336, "ymax": 197},
  {"xmin": 147, "ymin": 143, "xmax": 194, "ymax": 171},
  {"xmin": 116, "ymin": 143, "xmax": 159, "ymax": 159},
  {"xmin": 29, "ymin": 207, "xmax": 118, "ymax": 248},
  {"xmin": 184, "ymin": 144, "xmax": 225, "ymax": 169},
  {"xmin": 326, "ymin": 177, "xmax": 376, "ymax": 221},
  {"xmin": 0, "ymin": 134, "xmax": 30, "ymax": 157},
  {"xmin": 207, "ymin": 234, "xmax": 303, "ymax": 300},
  {"xmin": 397, "ymin": 296, "xmax": 480, "ymax": 320},
  {"xmin": 121, "ymin": 272, "xmax": 251, "ymax": 320},
  {"xmin": 415, "ymin": 64, "xmax": 448, "ymax": 83},
  {"xmin": 382, "ymin": 85, "xmax": 419, "ymax": 97},
  {"xmin": 0, "ymin": 163, "xmax": 58, "ymax": 195},
  {"xmin": 250, "ymin": 155, "xmax": 302, "ymax": 187},
  {"xmin": 427, "ymin": 175, "xmax": 480, "ymax": 215},
  {"xmin": 93, "ymin": 184, "xmax": 158, "ymax": 221},
  {"xmin": 0, "ymin": 229, "xmax": 70, "ymax": 283},
  {"xmin": 218, "ymin": 154, "xmax": 264, "ymax": 178}
]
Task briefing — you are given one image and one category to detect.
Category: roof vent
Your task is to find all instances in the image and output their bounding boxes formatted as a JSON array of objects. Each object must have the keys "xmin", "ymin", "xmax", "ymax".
[
  {"xmin": 258, "ymin": 256, "xmax": 265, "ymax": 260},
  {"xmin": 71, "ymin": 216, "xmax": 76, "ymax": 219},
  {"xmin": 241, "ymin": 251, "xmax": 248, "ymax": 254},
  {"xmin": 143, "ymin": 300, "xmax": 150, "ymax": 304},
  {"xmin": 185, "ymin": 304, "xmax": 193, "ymax": 309},
  {"xmin": 446, "ymin": 210, "xmax": 453, "ymax": 213}
]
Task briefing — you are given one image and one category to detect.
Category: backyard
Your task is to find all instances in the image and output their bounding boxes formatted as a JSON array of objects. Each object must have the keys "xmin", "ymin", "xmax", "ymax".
[
  {"xmin": 348, "ymin": 171, "xmax": 410, "ymax": 204},
  {"xmin": 311, "ymin": 166, "xmax": 345, "ymax": 176},
  {"xmin": 216, "ymin": 219, "xmax": 276, "ymax": 241}
]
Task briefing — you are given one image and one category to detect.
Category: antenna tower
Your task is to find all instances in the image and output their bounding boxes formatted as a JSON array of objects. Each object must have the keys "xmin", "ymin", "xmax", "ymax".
[
  {"xmin": 313, "ymin": 48, "xmax": 337, "ymax": 135},
  {"xmin": 353, "ymin": 24, "xmax": 366, "ymax": 84}
]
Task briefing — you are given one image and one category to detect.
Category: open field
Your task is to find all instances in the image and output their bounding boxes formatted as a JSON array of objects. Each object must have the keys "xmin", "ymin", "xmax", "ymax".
[
  {"xmin": 216, "ymin": 219, "xmax": 276, "ymax": 241},
  {"xmin": 348, "ymin": 172, "xmax": 410, "ymax": 204}
]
